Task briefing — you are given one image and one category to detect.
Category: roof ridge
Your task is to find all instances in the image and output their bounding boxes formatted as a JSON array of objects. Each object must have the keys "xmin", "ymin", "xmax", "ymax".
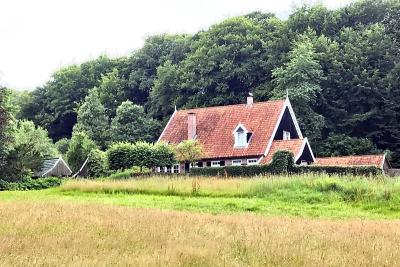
[
  {"xmin": 177, "ymin": 99, "xmax": 285, "ymax": 113},
  {"xmin": 316, "ymin": 154, "xmax": 384, "ymax": 159}
]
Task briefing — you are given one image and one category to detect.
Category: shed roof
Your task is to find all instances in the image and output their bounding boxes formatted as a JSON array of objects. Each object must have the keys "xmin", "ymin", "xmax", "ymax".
[{"xmin": 314, "ymin": 155, "xmax": 386, "ymax": 169}]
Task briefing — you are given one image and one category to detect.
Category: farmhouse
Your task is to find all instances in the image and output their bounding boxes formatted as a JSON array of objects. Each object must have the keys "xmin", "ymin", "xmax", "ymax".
[{"xmin": 158, "ymin": 95, "xmax": 387, "ymax": 173}]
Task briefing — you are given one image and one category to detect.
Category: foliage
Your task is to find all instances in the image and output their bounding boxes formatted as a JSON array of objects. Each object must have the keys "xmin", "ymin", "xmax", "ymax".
[
  {"xmin": 55, "ymin": 138, "xmax": 70, "ymax": 156},
  {"xmin": 110, "ymin": 101, "xmax": 160, "ymax": 144},
  {"xmin": 173, "ymin": 140, "xmax": 203, "ymax": 164},
  {"xmin": 0, "ymin": 177, "xmax": 62, "ymax": 191},
  {"xmin": 106, "ymin": 141, "xmax": 175, "ymax": 172},
  {"xmin": 97, "ymin": 68, "xmax": 126, "ymax": 117},
  {"xmin": 74, "ymin": 88, "xmax": 110, "ymax": 148},
  {"xmin": 2, "ymin": 120, "xmax": 58, "ymax": 181},
  {"xmin": 0, "ymin": 87, "xmax": 12, "ymax": 172},
  {"xmin": 272, "ymin": 36, "xmax": 325, "ymax": 141},
  {"xmin": 86, "ymin": 149, "xmax": 108, "ymax": 178},
  {"xmin": 66, "ymin": 131, "xmax": 97, "ymax": 173},
  {"xmin": 315, "ymin": 134, "xmax": 378, "ymax": 156},
  {"xmin": 190, "ymin": 150, "xmax": 380, "ymax": 177},
  {"xmin": 11, "ymin": 1, "xmax": 400, "ymax": 167},
  {"xmin": 106, "ymin": 142, "xmax": 135, "ymax": 171}
]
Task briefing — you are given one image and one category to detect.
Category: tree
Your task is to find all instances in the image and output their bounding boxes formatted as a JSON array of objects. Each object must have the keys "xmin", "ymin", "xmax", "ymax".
[
  {"xmin": 74, "ymin": 88, "xmax": 109, "ymax": 149},
  {"xmin": 126, "ymin": 34, "xmax": 191, "ymax": 105},
  {"xmin": 0, "ymin": 87, "xmax": 12, "ymax": 173},
  {"xmin": 272, "ymin": 37, "xmax": 325, "ymax": 141},
  {"xmin": 97, "ymin": 68, "xmax": 126, "ymax": 117},
  {"xmin": 86, "ymin": 149, "xmax": 107, "ymax": 178},
  {"xmin": 173, "ymin": 140, "xmax": 203, "ymax": 165},
  {"xmin": 55, "ymin": 138, "xmax": 70, "ymax": 157},
  {"xmin": 110, "ymin": 101, "xmax": 161, "ymax": 143},
  {"xmin": 66, "ymin": 131, "xmax": 97, "ymax": 173},
  {"xmin": 315, "ymin": 134, "xmax": 379, "ymax": 157},
  {"xmin": 2, "ymin": 120, "xmax": 58, "ymax": 181}
]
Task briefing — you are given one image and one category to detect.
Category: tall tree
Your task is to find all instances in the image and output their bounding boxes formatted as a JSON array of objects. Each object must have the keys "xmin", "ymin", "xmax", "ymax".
[
  {"xmin": 97, "ymin": 68, "xmax": 126, "ymax": 117},
  {"xmin": 272, "ymin": 37, "xmax": 325, "ymax": 141},
  {"xmin": 74, "ymin": 88, "xmax": 109, "ymax": 149},
  {"xmin": 0, "ymin": 87, "xmax": 11, "ymax": 172},
  {"xmin": 110, "ymin": 101, "xmax": 161, "ymax": 143}
]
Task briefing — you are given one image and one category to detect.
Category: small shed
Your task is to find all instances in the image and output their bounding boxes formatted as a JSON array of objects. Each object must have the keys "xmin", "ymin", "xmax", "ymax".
[
  {"xmin": 37, "ymin": 158, "xmax": 72, "ymax": 177},
  {"xmin": 73, "ymin": 157, "xmax": 89, "ymax": 178}
]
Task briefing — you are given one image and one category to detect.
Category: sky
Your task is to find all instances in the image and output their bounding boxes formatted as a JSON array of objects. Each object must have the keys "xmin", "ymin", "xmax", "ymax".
[{"xmin": 0, "ymin": 0, "xmax": 353, "ymax": 90}]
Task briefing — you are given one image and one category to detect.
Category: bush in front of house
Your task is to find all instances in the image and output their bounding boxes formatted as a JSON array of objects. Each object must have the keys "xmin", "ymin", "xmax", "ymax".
[
  {"xmin": 190, "ymin": 151, "xmax": 382, "ymax": 177},
  {"xmin": 107, "ymin": 142, "xmax": 136, "ymax": 171},
  {"xmin": 297, "ymin": 165, "xmax": 382, "ymax": 176},
  {"xmin": 0, "ymin": 177, "xmax": 62, "ymax": 191},
  {"xmin": 106, "ymin": 141, "xmax": 175, "ymax": 172}
]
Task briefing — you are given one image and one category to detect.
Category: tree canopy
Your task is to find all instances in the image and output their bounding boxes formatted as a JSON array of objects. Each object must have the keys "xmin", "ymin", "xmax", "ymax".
[{"xmin": 10, "ymin": 0, "xmax": 400, "ymax": 167}]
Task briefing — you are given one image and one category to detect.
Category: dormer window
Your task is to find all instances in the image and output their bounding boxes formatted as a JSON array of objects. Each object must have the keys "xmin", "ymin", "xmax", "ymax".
[
  {"xmin": 283, "ymin": 130, "xmax": 291, "ymax": 140},
  {"xmin": 233, "ymin": 123, "xmax": 251, "ymax": 148}
]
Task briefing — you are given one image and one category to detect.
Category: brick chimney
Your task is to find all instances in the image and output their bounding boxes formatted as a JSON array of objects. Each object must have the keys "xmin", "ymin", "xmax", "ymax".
[
  {"xmin": 247, "ymin": 93, "xmax": 253, "ymax": 107},
  {"xmin": 187, "ymin": 112, "xmax": 196, "ymax": 140}
]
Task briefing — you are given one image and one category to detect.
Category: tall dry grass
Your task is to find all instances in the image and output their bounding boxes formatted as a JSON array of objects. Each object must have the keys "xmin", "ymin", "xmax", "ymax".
[{"xmin": 1, "ymin": 201, "xmax": 400, "ymax": 266}]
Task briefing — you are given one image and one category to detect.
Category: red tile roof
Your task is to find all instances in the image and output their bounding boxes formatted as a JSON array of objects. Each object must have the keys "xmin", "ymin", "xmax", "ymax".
[
  {"xmin": 159, "ymin": 100, "xmax": 286, "ymax": 159},
  {"xmin": 314, "ymin": 155, "xmax": 385, "ymax": 168},
  {"xmin": 260, "ymin": 139, "xmax": 304, "ymax": 164}
]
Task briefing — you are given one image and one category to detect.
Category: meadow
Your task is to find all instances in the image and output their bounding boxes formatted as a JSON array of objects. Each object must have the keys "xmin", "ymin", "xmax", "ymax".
[{"xmin": 2, "ymin": 174, "xmax": 400, "ymax": 266}]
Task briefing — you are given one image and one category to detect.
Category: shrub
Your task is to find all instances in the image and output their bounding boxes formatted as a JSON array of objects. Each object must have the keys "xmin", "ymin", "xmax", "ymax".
[
  {"xmin": 107, "ymin": 142, "xmax": 135, "ymax": 171},
  {"xmin": 298, "ymin": 165, "xmax": 382, "ymax": 176},
  {"xmin": 0, "ymin": 177, "xmax": 62, "ymax": 191},
  {"xmin": 67, "ymin": 131, "xmax": 98, "ymax": 172},
  {"xmin": 87, "ymin": 149, "xmax": 108, "ymax": 178}
]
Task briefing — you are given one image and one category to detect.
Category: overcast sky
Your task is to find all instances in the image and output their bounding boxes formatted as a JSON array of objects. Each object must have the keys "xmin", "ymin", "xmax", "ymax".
[{"xmin": 0, "ymin": 0, "xmax": 353, "ymax": 90}]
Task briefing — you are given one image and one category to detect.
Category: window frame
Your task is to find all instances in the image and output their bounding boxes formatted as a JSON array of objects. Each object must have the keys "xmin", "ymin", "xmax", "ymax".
[
  {"xmin": 283, "ymin": 130, "xmax": 291, "ymax": 140},
  {"xmin": 232, "ymin": 159, "xmax": 242, "ymax": 166},
  {"xmin": 211, "ymin": 161, "xmax": 221, "ymax": 167},
  {"xmin": 247, "ymin": 158, "xmax": 258, "ymax": 165}
]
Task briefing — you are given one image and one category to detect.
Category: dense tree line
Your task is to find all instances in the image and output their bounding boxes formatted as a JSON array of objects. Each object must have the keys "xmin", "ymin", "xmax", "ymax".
[{"xmin": 9, "ymin": 0, "xmax": 400, "ymax": 166}]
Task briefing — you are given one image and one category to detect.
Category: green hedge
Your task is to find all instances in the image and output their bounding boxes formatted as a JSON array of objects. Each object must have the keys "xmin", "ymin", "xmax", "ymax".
[
  {"xmin": 0, "ymin": 177, "xmax": 62, "ymax": 191},
  {"xmin": 190, "ymin": 164, "xmax": 382, "ymax": 177},
  {"xmin": 297, "ymin": 165, "xmax": 382, "ymax": 176},
  {"xmin": 190, "ymin": 151, "xmax": 382, "ymax": 177}
]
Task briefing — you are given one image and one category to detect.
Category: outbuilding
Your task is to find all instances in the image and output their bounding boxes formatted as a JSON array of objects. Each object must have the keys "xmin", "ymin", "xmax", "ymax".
[{"xmin": 37, "ymin": 157, "xmax": 72, "ymax": 177}]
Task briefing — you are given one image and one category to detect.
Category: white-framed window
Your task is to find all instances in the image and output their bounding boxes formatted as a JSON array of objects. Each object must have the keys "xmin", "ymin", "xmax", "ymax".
[
  {"xmin": 211, "ymin": 161, "xmax": 220, "ymax": 167},
  {"xmin": 247, "ymin": 158, "xmax": 258, "ymax": 165},
  {"xmin": 173, "ymin": 164, "xmax": 180, "ymax": 173},
  {"xmin": 300, "ymin": 160, "xmax": 308, "ymax": 166},
  {"xmin": 190, "ymin": 162, "xmax": 199, "ymax": 168},
  {"xmin": 235, "ymin": 127, "xmax": 246, "ymax": 147},
  {"xmin": 166, "ymin": 166, "xmax": 172, "ymax": 173},
  {"xmin": 232, "ymin": 159, "xmax": 242, "ymax": 166},
  {"xmin": 283, "ymin": 130, "xmax": 291, "ymax": 140}
]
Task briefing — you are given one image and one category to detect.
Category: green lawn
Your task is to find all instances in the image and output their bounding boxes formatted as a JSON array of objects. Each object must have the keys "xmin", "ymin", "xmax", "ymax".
[{"xmin": 2, "ymin": 175, "xmax": 400, "ymax": 219}]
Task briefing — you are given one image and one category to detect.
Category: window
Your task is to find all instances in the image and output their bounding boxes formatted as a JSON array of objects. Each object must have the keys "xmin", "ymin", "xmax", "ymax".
[
  {"xmin": 232, "ymin": 159, "xmax": 242, "ymax": 166},
  {"xmin": 173, "ymin": 164, "xmax": 180, "ymax": 173},
  {"xmin": 211, "ymin": 161, "xmax": 220, "ymax": 167},
  {"xmin": 190, "ymin": 162, "xmax": 198, "ymax": 168},
  {"xmin": 300, "ymin": 160, "xmax": 308, "ymax": 166},
  {"xmin": 247, "ymin": 158, "xmax": 258, "ymax": 165},
  {"xmin": 283, "ymin": 130, "xmax": 291, "ymax": 140},
  {"xmin": 236, "ymin": 127, "xmax": 246, "ymax": 147},
  {"xmin": 166, "ymin": 166, "xmax": 172, "ymax": 173},
  {"xmin": 197, "ymin": 162, "xmax": 204, "ymax": 168}
]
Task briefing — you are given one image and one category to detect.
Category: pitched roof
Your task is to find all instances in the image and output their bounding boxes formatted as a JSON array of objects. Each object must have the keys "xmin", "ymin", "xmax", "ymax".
[
  {"xmin": 260, "ymin": 139, "xmax": 305, "ymax": 164},
  {"xmin": 37, "ymin": 157, "xmax": 72, "ymax": 177},
  {"xmin": 314, "ymin": 155, "xmax": 386, "ymax": 169},
  {"xmin": 159, "ymin": 100, "xmax": 286, "ymax": 159}
]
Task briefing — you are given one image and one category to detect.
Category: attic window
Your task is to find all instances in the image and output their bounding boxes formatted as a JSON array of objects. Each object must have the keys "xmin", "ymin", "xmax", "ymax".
[
  {"xmin": 233, "ymin": 124, "xmax": 251, "ymax": 148},
  {"xmin": 283, "ymin": 130, "xmax": 291, "ymax": 140}
]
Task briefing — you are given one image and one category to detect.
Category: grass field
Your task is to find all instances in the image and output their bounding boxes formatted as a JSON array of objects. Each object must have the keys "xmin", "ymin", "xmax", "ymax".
[{"xmin": 2, "ymin": 174, "xmax": 400, "ymax": 266}]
